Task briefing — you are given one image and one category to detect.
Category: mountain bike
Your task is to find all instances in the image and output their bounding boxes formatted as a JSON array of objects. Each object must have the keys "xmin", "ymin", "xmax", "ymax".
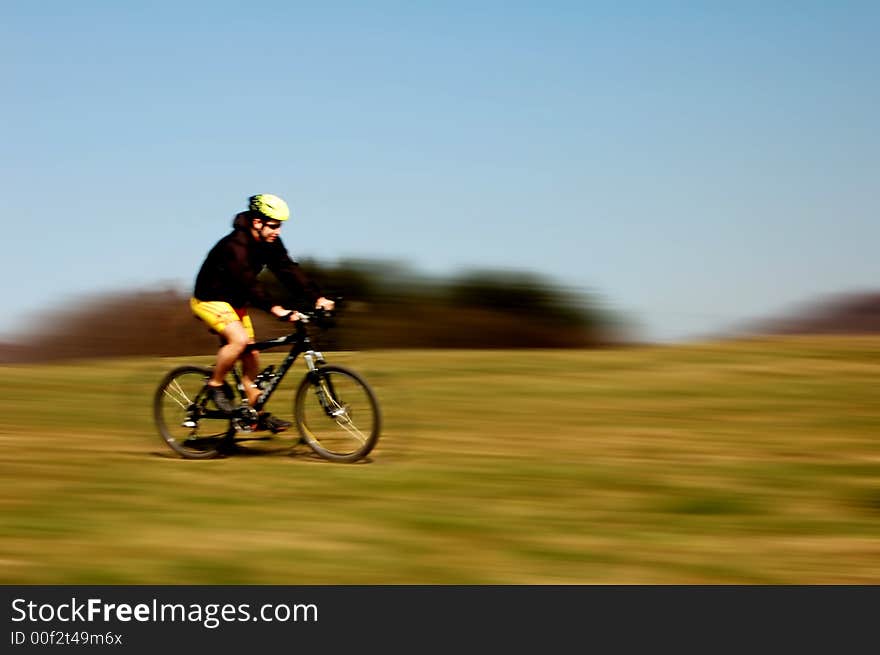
[{"xmin": 153, "ymin": 306, "xmax": 381, "ymax": 462}]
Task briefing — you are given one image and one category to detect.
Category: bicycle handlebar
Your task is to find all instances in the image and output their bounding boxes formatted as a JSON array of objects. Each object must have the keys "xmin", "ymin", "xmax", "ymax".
[
  {"xmin": 277, "ymin": 309, "xmax": 330, "ymax": 325},
  {"xmin": 277, "ymin": 298, "xmax": 342, "ymax": 327}
]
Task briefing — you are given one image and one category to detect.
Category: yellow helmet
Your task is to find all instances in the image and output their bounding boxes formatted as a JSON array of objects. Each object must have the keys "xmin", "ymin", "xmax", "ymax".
[{"xmin": 248, "ymin": 194, "xmax": 290, "ymax": 221}]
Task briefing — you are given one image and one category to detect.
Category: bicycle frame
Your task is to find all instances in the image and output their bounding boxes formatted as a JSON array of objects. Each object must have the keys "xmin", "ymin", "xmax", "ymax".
[{"xmin": 227, "ymin": 321, "xmax": 325, "ymax": 413}]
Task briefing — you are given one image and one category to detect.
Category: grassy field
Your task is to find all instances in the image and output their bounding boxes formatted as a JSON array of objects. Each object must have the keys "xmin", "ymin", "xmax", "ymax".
[{"xmin": 1, "ymin": 337, "xmax": 879, "ymax": 583}]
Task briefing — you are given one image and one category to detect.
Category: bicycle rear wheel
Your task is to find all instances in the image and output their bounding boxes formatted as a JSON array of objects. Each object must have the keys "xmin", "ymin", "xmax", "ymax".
[
  {"xmin": 294, "ymin": 364, "xmax": 381, "ymax": 463},
  {"xmin": 154, "ymin": 365, "xmax": 235, "ymax": 459}
]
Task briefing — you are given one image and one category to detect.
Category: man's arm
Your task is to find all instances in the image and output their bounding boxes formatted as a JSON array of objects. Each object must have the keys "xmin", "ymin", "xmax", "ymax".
[
  {"xmin": 220, "ymin": 240, "xmax": 275, "ymax": 312},
  {"xmin": 267, "ymin": 241, "xmax": 331, "ymax": 310}
]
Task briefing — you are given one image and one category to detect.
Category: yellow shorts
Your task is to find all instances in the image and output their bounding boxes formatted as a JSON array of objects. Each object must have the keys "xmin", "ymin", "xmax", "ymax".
[{"xmin": 190, "ymin": 298, "xmax": 255, "ymax": 340}]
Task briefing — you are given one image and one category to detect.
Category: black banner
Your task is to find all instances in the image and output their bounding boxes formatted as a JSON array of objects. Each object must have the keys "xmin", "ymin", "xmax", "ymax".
[{"xmin": 1, "ymin": 586, "xmax": 876, "ymax": 651}]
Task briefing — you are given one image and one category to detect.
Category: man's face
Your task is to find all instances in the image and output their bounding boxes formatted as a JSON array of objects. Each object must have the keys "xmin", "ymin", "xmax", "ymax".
[{"xmin": 254, "ymin": 218, "xmax": 283, "ymax": 242}]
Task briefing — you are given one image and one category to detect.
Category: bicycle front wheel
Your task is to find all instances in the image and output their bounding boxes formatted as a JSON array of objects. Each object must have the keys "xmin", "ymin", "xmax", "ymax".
[
  {"xmin": 294, "ymin": 364, "xmax": 381, "ymax": 463},
  {"xmin": 154, "ymin": 365, "xmax": 234, "ymax": 459}
]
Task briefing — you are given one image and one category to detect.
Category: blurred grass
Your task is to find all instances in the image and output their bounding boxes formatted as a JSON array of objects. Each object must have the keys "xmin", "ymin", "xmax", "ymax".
[{"xmin": 1, "ymin": 336, "xmax": 879, "ymax": 583}]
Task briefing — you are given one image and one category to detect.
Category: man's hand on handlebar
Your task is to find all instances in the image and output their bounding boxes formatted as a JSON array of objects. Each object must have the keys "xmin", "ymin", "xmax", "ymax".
[
  {"xmin": 271, "ymin": 298, "xmax": 337, "ymax": 323},
  {"xmin": 271, "ymin": 306, "xmax": 301, "ymax": 322}
]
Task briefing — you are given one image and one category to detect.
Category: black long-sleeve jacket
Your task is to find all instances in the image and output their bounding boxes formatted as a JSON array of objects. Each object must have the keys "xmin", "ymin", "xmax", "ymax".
[{"xmin": 193, "ymin": 213, "xmax": 321, "ymax": 311}]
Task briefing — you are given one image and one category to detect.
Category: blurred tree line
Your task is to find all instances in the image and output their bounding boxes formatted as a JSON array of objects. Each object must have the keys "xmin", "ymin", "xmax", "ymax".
[{"xmin": 7, "ymin": 260, "xmax": 627, "ymax": 361}]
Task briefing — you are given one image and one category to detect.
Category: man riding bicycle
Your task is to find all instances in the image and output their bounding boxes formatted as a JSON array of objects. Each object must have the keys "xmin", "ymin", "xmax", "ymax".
[{"xmin": 190, "ymin": 193, "xmax": 334, "ymax": 433}]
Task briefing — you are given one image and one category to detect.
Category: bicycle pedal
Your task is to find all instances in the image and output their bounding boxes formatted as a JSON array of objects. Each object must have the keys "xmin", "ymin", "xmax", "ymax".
[{"xmin": 180, "ymin": 419, "xmax": 198, "ymax": 428}]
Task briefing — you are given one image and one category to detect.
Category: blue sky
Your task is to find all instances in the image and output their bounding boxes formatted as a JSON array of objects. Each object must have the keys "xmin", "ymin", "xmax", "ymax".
[{"xmin": 2, "ymin": 1, "xmax": 877, "ymax": 341}]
